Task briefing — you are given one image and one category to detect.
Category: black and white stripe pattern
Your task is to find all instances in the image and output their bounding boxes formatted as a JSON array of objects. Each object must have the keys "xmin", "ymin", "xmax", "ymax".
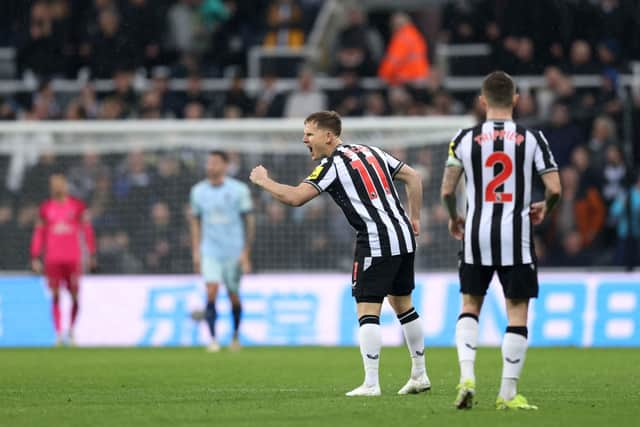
[
  {"xmin": 359, "ymin": 315, "xmax": 381, "ymax": 326},
  {"xmin": 448, "ymin": 120, "xmax": 558, "ymax": 266},
  {"xmin": 396, "ymin": 307, "xmax": 420, "ymax": 324},
  {"xmin": 304, "ymin": 144, "xmax": 415, "ymax": 257}
]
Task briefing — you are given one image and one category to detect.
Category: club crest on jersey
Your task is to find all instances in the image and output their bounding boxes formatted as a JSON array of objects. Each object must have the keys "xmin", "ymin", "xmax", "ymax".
[{"xmin": 307, "ymin": 165, "xmax": 323, "ymax": 180}]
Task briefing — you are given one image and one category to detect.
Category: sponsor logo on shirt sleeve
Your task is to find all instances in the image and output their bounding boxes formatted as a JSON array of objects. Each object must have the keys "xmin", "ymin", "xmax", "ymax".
[{"xmin": 307, "ymin": 165, "xmax": 324, "ymax": 180}]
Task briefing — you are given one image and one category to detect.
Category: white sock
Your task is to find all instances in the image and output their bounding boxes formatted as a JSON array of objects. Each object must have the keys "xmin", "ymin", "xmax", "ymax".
[
  {"xmin": 455, "ymin": 314, "xmax": 479, "ymax": 383},
  {"xmin": 397, "ymin": 308, "xmax": 427, "ymax": 379},
  {"xmin": 499, "ymin": 328, "xmax": 528, "ymax": 400},
  {"xmin": 358, "ymin": 317, "xmax": 381, "ymax": 387}
]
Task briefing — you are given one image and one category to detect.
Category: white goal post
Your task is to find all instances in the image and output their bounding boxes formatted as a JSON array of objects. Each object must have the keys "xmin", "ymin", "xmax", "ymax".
[{"xmin": 0, "ymin": 116, "xmax": 473, "ymax": 154}]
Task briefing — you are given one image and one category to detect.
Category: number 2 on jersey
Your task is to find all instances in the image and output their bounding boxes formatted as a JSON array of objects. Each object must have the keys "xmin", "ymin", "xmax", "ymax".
[
  {"xmin": 485, "ymin": 152, "xmax": 513, "ymax": 203},
  {"xmin": 350, "ymin": 155, "xmax": 391, "ymax": 200}
]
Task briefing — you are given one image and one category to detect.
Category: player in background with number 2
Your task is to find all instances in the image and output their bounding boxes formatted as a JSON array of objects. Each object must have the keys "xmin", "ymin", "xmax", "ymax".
[
  {"xmin": 441, "ymin": 71, "xmax": 561, "ymax": 410},
  {"xmin": 250, "ymin": 111, "xmax": 430, "ymax": 397}
]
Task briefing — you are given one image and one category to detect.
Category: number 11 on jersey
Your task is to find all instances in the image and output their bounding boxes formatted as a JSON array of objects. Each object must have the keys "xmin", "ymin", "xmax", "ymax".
[{"xmin": 350, "ymin": 155, "xmax": 391, "ymax": 200}]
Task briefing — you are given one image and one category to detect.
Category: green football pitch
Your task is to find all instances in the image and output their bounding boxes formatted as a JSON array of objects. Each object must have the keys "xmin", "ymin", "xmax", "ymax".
[{"xmin": 1, "ymin": 347, "xmax": 638, "ymax": 427}]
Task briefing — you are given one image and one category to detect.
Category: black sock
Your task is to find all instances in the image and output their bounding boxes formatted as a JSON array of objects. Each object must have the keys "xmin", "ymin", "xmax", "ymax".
[
  {"xmin": 205, "ymin": 301, "xmax": 217, "ymax": 338},
  {"xmin": 232, "ymin": 304, "xmax": 242, "ymax": 337}
]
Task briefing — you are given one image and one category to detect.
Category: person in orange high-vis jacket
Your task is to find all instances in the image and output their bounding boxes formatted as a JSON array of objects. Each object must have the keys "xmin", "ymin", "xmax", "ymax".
[
  {"xmin": 378, "ymin": 13, "xmax": 430, "ymax": 86},
  {"xmin": 574, "ymin": 185, "xmax": 606, "ymax": 247}
]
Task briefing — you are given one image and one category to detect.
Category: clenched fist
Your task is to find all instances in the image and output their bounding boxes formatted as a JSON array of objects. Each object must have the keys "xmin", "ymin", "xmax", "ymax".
[{"xmin": 249, "ymin": 165, "xmax": 269, "ymax": 186}]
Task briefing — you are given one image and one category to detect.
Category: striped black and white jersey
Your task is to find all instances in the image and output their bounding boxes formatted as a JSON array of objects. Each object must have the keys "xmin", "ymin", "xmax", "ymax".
[
  {"xmin": 303, "ymin": 144, "xmax": 415, "ymax": 257},
  {"xmin": 447, "ymin": 120, "xmax": 558, "ymax": 266}
]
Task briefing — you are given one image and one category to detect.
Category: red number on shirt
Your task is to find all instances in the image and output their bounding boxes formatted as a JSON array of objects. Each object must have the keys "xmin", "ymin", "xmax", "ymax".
[
  {"xmin": 485, "ymin": 152, "xmax": 513, "ymax": 203},
  {"xmin": 368, "ymin": 155, "xmax": 392, "ymax": 196},
  {"xmin": 350, "ymin": 155, "xmax": 391, "ymax": 200},
  {"xmin": 351, "ymin": 159, "xmax": 377, "ymax": 199}
]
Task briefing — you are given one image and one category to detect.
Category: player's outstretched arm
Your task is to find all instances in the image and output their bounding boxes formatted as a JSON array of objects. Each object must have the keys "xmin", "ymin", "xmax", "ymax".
[
  {"xmin": 440, "ymin": 164, "xmax": 465, "ymax": 240},
  {"xmin": 249, "ymin": 165, "xmax": 319, "ymax": 207},
  {"xmin": 530, "ymin": 171, "xmax": 561, "ymax": 225},
  {"xmin": 394, "ymin": 164, "xmax": 422, "ymax": 236}
]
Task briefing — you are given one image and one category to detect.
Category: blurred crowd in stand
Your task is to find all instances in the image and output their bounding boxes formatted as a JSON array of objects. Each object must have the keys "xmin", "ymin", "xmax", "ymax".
[{"xmin": 0, "ymin": 0, "xmax": 639, "ymax": 271}]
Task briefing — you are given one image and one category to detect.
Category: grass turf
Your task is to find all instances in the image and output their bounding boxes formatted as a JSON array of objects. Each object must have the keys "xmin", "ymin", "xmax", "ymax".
[{"xmin": 0, "ymin": 347, "xmax": 638, "ymax": 427}]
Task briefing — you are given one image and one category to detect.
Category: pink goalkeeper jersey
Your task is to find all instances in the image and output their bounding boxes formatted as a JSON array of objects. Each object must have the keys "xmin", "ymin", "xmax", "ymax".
[{"xmin": 30, "ymin": 197, "xmax": 96, "ymax": 264}]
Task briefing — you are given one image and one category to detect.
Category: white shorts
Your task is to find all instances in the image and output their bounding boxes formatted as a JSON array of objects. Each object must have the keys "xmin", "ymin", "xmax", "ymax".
[{"xmin": 201, "ymin": 257, "xmax": 242, "ymax": 294}]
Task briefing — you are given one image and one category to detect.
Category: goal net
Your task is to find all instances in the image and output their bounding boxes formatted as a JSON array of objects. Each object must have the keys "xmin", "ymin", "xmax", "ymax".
[{"xmin": 0, "ymin": 116, "xmax": 474, "ymax": 273}]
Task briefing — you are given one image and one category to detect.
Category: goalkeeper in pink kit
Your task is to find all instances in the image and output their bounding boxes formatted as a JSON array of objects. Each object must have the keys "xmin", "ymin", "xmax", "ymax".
[{"xmin": 30, "ymin": 174, "xmax": 97, "ymax": 346}]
